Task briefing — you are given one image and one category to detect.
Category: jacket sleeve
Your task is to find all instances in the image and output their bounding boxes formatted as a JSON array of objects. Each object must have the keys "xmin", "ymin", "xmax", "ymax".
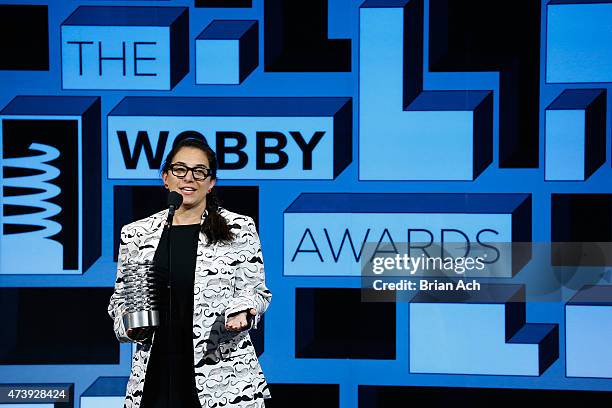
[
  {"xmin": 108, "ymin": 225, "xmax": 134, "ymax": 343},
  {"xmin": 224, "ymin": 216, "xmax": 272, "ymax": 330}
]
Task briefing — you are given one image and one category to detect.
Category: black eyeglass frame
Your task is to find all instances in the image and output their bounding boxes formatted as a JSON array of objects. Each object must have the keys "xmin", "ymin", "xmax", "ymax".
[{"xmin": 168, "ymin": 163, "xmax": 213, "ymax": 181}]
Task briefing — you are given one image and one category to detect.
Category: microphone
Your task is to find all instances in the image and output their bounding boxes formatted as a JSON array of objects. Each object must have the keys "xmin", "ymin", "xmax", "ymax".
[{"xmin": 166, "ymin": 191, "xmax": 183, "ymax": 228}]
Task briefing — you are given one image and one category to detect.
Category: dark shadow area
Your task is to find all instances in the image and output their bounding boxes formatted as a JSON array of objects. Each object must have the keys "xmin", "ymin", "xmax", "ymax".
[
  {"xmin": 0, "ymin": 5, "xmax": 49, "ymax": 70},
  {"xmin": 359, "ymin": 385, "xmax": 612, "ymax": 407},
  {"xmin": 196, "ymin": 0, "xmax": 252, "ymax": 7},
  {"xmin": 551, "ymin": 194, "xmax": 612, "ymax": 266},
  {"xmin": 251, "ymin": 314, "xmax": 265, "ymax": 357},
  {"xmin": 265, "ymin": 383, "xmax": 339, "ymax": 408},
  {"xmin": 429, "ymin": 0, "xmax": 540, "ymax": 168},
  {"xmin": 264, "ymin": 0, "xmax": 350, "ymax": 72},
  {"xmin": 296, "ymin": 288, "xmax": 395, "ymax": 359},
  {"xmin": 0, "ymin": 287, "xmax": 118, "ymax": 364}
]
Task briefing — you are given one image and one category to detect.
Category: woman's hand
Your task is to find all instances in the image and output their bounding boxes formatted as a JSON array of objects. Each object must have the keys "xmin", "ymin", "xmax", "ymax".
[{"xmin": 225, "ymin": 308, "xmax": 256, "ymax": 331}]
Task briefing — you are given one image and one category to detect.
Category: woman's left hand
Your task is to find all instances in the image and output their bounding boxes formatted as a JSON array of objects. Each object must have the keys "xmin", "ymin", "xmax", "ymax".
[{"xmin": 225, "ymin": 308, "xmax": 257, "ymax": 331}]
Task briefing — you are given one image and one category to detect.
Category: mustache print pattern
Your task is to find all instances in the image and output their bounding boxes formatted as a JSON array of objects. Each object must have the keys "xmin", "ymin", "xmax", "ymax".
[{"xmin": 108, "ymin": 208, "xmax": 271, "ymax": 407}]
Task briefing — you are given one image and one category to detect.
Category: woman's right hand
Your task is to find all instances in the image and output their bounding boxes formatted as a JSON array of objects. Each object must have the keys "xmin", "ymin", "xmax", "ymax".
[{"xmin": 126, "ymin": 327, "xmax": 153, "ymax": 342}]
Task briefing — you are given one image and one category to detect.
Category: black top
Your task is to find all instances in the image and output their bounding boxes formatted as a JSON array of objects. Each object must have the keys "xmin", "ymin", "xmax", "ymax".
[{"xmin": 141, "ymin": 223, "xmax": 202, "ymax": 408}]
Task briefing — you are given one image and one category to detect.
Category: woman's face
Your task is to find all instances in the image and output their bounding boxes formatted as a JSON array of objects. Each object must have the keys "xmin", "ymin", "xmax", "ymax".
[{"xmin": 162, "ymin": 146, "xmax": 216, "ymax": 211}]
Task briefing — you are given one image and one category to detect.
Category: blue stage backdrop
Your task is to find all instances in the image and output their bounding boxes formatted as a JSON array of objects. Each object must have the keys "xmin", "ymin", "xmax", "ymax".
[{"xmin": 2, "ymin": 0, "xmax": 612, "ymax": 407}]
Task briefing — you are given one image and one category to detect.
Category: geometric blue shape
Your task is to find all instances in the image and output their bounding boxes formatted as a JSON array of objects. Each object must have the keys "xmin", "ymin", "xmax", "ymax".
[
  {"xmin": 109, "ymin": 96, "xmax": 350, "ymax": 117},
  {"xmin": 285, "ymin": 192, "xmax": 531, "ymax": 214},
  {"xmin": 62, "ymin": 6, "xmax": 183, "ymax": 25},
  {"xmin": 547, "ymin": 1, "xmax": 612, "ymax": 83},
  {"xmin": 410, "ymin": 284, "xmax": 558, "ymax": 375},
  {"xmin": 284, "ymin": 193, "xmax": 531, "ymax": 277},
  {"xmin": 566, "ymin": 285, "xmax": 612, "ymax": 378},
  {"xmin": 1, "ymin": 96, "xmax": 101, "ymax": 275},
  {"xmin": 263, "ymin": 0, "xmax": 351, "ymax": 72},
  {"xmin": 359, "ymin": 0, "xmax": 493, "ymax": 180},
  {"xmin": 428, "ymin": 0, "xmax": 541, "ymax": 169},
  {"xmin": 197, "ymin": 39, "xmax": 239, "ymax": 84},
  {"xmin": 61, "ymin": 6, "xmax": 189, "ymax": 90},
  {"xmin": 81, "ymin": 377, "xmax": 127, "ymax": 408},
  {"xmin": 196, "ymin": 20, "xmax": 258, "ymax": 84},
  {"xmin": 107, "ymin": 97, "xmax": 352, "ymax": 179},
  {"xmin": 0, "ymin": 95, "xmax": 100, "ymax": 116},
  {"xmin": 545, "ymin": 89, "xmax": 606, "ymax": 181},
  {"xmin": 81, "ymin": 377, "xmax": 128, "ymax": 397}
]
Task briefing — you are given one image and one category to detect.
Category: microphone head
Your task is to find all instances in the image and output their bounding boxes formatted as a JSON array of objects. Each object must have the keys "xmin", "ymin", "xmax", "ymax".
[{"xmin": 167, "ymin": 191, "xmax": 183, "ymax": 209}]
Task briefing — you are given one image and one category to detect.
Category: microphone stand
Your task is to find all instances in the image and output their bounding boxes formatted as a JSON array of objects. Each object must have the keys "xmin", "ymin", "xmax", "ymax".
[{"xmin": 165, "ymin": 207, "xmax": 175, "ymax": 408}]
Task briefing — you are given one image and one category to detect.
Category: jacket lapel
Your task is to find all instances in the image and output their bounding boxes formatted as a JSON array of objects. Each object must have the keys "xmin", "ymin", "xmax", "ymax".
[{"xmin": 136, "ymin": 209, "xmax": 167, "ymax": 263}]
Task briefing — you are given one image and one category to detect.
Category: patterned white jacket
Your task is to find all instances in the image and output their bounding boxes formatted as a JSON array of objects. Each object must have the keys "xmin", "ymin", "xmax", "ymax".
[{"xmin": 108, "ymin": 207, "xmax": 272, "ymax": 408}]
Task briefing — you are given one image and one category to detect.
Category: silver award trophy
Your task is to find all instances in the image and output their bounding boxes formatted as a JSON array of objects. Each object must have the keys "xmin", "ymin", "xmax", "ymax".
[{"xmin": 121, "ymin": 260, "xmax": 161, "ymax": 332}]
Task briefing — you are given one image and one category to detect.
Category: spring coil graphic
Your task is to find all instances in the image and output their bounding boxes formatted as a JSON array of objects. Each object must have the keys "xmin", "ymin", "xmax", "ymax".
[
  {"xmin": 122, "ymin": 260, "xmax": 162, "ymax": 329},
  {"xmin": 2, "ymin": 143, "xmax": 61, "ymax": 238}
]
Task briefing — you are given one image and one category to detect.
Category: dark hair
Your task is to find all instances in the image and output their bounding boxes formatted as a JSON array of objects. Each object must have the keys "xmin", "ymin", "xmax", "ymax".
[{"xmin": 160, "ymin": 136, "xmax": 235, "ymax": 245}]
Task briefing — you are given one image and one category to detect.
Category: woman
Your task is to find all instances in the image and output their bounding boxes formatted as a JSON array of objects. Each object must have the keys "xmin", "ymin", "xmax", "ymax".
[{"xmin": 107, "ymin": 137, "xmax": 272, "ymax": 408}]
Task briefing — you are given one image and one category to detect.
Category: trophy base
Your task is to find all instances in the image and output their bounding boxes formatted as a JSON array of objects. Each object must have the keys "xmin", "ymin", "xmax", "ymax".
[{"xmin": 123, "ymin": 310, "xmax": 159, "ymax": 330}]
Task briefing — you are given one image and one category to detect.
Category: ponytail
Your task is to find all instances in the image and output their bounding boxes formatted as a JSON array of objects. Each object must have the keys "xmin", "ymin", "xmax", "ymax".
[{"xmin": 202, "ymin": 188, "xmax": 235, "ymax": 245}]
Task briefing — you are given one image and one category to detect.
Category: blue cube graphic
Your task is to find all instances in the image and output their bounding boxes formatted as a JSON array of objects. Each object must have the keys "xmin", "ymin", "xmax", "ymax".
[
  {"xmin": 547, "ymin": 1, "xmax": 612, "ymax": 83},
  {"xmin": 566, "ymin": 285, "xmax": 612, "ymax": 378},
  {"xmin": 107, "ymin": 97, "xmax": 351, "ymax": 179},
  {"xmin": 61, "ymin": 6, "xmax": 189, "ymax": 90},
  {"xmin": 81, "ymin": 377, "xmax": 128, "ymax": 408},
  {"xmin": 410, "ymin": 284, "xmax": 558, "ymax": 375},
  {"xmin": 284, "ymin": 193, "xmax": 531, "ymax": 277},
  {"xmin": 1, "ymin": 96, "xmax": 101, "ymax": 275},
  {"xmin": 359, "ymin": 0, "xmax": 493, "ymax": 180},
  {"xmin": 196, "ymin": 20, "xmax": 258, "ymax": 84},
  {"xmin": 545, "ymin": 89, "xmax": 606, "ymax": 181}
]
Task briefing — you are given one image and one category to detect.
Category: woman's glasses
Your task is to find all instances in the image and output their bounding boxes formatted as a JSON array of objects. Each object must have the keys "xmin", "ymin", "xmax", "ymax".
[{"xmin": 168, "ymin": 164, "xmax": 212, "ymax": 181}]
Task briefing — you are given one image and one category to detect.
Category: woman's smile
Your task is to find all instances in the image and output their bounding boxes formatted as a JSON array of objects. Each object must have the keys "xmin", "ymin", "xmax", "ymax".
[{"xmin": 179, "ymin": 186, "xmax": 197, "ymax": 195}]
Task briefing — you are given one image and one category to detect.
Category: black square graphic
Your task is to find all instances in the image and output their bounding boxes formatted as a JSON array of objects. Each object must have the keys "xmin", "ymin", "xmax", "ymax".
[
  {"xmin": 0, "ymin": 5, "xmax": 49, "ymax": 71},
  {"xmin": 295, "ymin": 288, "xmax": 396, "ymax": 359},
  {"xmin": 0, "ymin": 288, "xmax": 119, "ymax": 365}
]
